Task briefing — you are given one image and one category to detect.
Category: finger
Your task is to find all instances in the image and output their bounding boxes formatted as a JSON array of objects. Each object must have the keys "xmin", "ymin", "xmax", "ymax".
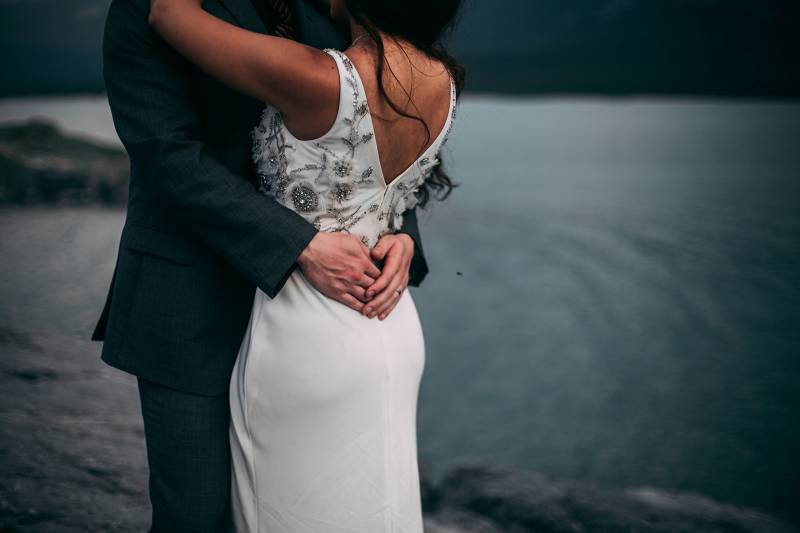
[
  {"xmin": 336, "ymin": 292, "xmax": 365, "ymax": 313},
  {"xmin": 370, "ymin": 239, "xmax": 391, "ymax": 261},
  {"xmin": 376, "ymin": 275, "xmax": 405, "ymax": 312},
  {"xmin": 365, "ymin": 249, "xmax": 402, "ymax": 299},
  {"xmin": 376, "ymin": 280, "xmax": 406, "ymax": 320},
  {"xmin": 365, "ymin": 263, "xmax": 399, "ymax": 300},
  {"xmin": 378, "ymin": 295, "xmax": 401, "ymax": 321},
  {"xmin": 364, "ymin": 274, "xmax": 403, "ymax": 318},
  {"xmin": 353, "ymin": 273, "xmax": 377, "ymax": 288},
  {"xmin": 362, "ymin": 258, "xmax": 382, "ymax": 279},
  {"xmin": 346, "ymin": 284, "xmax": 369, "ymax": 303}
]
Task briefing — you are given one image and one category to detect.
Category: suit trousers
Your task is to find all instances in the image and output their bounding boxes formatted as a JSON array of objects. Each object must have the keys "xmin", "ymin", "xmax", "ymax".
[{"xmin": 137, "ymin": 377, "xmax": 235, "ymax": 533}]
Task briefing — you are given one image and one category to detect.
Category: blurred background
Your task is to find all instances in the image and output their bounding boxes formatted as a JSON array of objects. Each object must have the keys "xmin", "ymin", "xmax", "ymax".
[{"xmin": 1, "ymin": 0, "xmax": 799, "ymax": 531}]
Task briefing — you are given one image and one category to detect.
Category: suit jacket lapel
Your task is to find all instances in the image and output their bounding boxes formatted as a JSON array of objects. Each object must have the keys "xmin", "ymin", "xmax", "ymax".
[{"xmin": 214, "ymin": 0, "xmax": 267, "ymax": 34}]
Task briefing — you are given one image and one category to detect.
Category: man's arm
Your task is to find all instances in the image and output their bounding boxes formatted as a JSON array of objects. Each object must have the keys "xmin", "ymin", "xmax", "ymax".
[
  {"xmin": 104, "ymin": 0, "xmax": 319, "ymax": 298},
  {"xmin": 395, "ymin": 207, "xmax": 429, "ymax": 287}
]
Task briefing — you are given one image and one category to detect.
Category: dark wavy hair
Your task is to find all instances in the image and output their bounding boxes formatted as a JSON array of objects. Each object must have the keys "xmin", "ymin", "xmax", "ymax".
[{"xmin": 344, "ymin": 0, "xmax": 466, "ymax": 208}]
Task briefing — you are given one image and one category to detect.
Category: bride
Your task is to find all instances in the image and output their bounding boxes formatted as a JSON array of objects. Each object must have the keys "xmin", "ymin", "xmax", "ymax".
[{"xmin": 148, "ymin": 0, "xmax": 463, "ymax": 530}]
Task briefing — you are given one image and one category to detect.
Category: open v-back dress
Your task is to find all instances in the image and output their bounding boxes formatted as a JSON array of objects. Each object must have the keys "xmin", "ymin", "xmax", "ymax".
[{"xmin": 229, "ymin": 48, "xmax": 457, "ymax": 532}]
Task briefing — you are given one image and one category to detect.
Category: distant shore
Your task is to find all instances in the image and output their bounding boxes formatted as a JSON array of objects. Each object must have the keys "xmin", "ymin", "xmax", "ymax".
[{"xmin": 0, "ymin": 120, "xmax": 128, "ymax": 206}]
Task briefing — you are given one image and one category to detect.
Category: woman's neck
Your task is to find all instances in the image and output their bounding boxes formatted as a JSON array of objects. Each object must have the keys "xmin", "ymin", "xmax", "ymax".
[
  {"xmin": 348, "ymin": 22, "xmax": 411, "ymax": 59},
  {"xmin": 348, "ymin": 21, "xmax": 372, "ymax": 48}
]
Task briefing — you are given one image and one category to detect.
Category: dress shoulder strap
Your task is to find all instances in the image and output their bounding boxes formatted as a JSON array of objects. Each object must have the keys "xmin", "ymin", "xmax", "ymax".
[{"xmin": 307, "ymin": 48, "xmax": 371, "ymax": 145}]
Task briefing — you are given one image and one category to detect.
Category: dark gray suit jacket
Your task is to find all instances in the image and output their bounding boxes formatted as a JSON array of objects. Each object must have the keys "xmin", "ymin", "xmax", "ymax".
[{"xmin": 92, "ymin": 0, "xmax": 429, "ymax": 396}]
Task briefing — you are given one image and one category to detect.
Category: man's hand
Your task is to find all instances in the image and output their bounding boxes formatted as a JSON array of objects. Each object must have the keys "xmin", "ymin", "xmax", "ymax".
[
  {"xmin": 297, "ymin": 232, "xmax": 382, "ymax": 312},
  {"xmin": 362, "ymin": 234, "xmax": 415, "ymax": 320}
]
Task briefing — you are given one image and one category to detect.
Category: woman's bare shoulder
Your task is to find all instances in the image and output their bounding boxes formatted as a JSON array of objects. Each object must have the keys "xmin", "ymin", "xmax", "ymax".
[{"xmin": 277, "ymin": 47, "xmax": 342, "ymax": 141}]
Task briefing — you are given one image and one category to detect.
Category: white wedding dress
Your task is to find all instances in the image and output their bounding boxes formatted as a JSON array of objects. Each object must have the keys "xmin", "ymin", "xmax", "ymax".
[{"xmin": 229, "ymin": 49, "xmax": 457, "ymax": 532}]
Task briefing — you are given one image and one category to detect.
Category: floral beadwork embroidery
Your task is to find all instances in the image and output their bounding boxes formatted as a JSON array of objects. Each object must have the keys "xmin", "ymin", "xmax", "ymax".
[{"xmin": 251, "ymin": 48, "xmax": 457, "ymax": 247}]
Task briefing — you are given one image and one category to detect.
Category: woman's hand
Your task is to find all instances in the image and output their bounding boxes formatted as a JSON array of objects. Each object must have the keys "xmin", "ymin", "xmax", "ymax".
[{"xmin": 361, "ymin": 234, "xmax": 415, "ymax": 320}]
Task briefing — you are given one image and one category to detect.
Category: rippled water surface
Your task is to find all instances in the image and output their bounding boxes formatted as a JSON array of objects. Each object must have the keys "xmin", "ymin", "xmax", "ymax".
[{"xmin": 1, "ymin": 96, "xmax": 798, "ymax": 520}]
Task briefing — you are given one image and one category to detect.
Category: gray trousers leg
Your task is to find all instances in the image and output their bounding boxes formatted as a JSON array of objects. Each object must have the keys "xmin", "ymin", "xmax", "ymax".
[{"xmin": 137, "ymin": 377, "xmax": 234, "ymax": 533}]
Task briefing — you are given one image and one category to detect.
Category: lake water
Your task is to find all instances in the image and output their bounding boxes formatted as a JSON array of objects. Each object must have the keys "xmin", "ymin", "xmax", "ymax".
[{"xmin": 1, "ymin": 95, "xmax": 799, "ymax": 522}]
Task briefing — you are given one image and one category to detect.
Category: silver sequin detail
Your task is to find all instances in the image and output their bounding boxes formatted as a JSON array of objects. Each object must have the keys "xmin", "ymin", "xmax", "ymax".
[
  {"xmin": 291, "ymin": 184, "xmax": 319, "ymax": 212},
  {"xmin": 333, "ymin": 159, "xmax": 352, "ymax": 178},
  {"xmin": 330, "ymin": 182, "xmax": 354, "ymax": 203}
]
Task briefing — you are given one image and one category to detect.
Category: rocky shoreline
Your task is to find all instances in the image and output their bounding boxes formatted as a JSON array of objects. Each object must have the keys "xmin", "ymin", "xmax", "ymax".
[
  {"xmin": 0, "ymin": 120, "xmax": 128, "ymax": 206},
  {"xmin": 421, "ymin": 462, "xmax": 796, "ymax": 533},
  {"xmin": 1, "ymin": 327, "xmax": 795, "ymax": 533}
]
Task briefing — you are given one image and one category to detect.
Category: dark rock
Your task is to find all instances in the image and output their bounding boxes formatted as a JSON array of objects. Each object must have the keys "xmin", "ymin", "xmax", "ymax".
[
  {"xmin": 0, "ymin": 120, "xmax": 128, "ymax": 206},
  {"xmin": 424, "ymin": 507, "xmax": 503, "ymax": 533},
  {"xmin": 426, "ymin": 463, "xmax": 797, "ymax": 533},
  {"xmin": 419, "ymin": 457, "xmax": 440, "ymax": 513}
]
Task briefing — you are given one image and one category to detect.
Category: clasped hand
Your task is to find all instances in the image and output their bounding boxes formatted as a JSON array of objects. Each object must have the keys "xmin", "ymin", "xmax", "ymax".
[{"xmin": 297, "ymin": 232, "xmax": 414, "ymax": 320}]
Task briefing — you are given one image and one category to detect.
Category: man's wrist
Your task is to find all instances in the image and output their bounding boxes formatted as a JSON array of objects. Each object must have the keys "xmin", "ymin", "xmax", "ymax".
[{"xmin": 296, "ymin": 230, "xmax": 319, "ymax": 270}]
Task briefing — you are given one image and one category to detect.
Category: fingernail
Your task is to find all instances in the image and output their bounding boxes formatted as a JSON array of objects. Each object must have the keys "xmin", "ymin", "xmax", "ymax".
[{"xmin": 366, "ymin": 307, "xmax": 372, "ymax": 314}]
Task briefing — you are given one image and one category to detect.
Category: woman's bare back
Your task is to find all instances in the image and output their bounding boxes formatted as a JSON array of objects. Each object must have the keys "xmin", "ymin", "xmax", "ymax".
[{"xmin": 345, "ymin": 41, "xmax": 454, "ymax": 185}]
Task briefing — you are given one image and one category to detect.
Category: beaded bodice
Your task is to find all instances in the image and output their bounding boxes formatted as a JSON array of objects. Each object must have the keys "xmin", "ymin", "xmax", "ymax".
[{"xmin": 251, "ymin": 48, "xmax": 457, "ymax": 248}]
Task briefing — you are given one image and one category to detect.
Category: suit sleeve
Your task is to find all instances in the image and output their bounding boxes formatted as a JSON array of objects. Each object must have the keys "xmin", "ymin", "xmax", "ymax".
[
  {"xmin": 396, "ymin": 207, "xmax": 429, "ymax": 287},
  {"xmin": 103, "ymin": 0, "xmax": 317, "ymax": 298}
]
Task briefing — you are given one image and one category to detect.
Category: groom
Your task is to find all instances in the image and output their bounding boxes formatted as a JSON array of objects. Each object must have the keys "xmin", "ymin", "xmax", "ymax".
[{"xmin": 92, "ymin": 0, "xmax": 429, "ymax": 531}]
